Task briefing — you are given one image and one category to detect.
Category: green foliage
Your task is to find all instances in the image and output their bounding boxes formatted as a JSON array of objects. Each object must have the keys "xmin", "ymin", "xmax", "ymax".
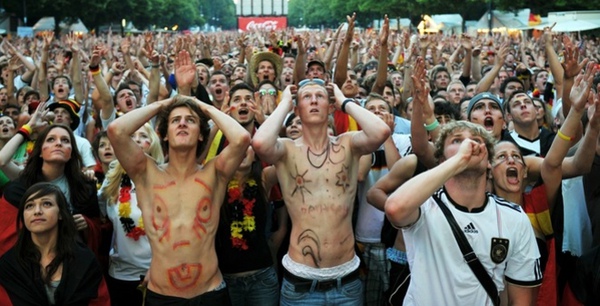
[{"xmin": 4, "ymin": 0, "xmax": 237, "ymax": 31}]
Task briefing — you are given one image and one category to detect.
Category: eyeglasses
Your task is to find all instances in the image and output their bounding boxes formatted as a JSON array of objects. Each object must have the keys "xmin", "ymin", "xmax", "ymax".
[
  {"xmin": 298, "ymin": 78, "xmax": 325, "ymax": 88},
  {"xmin": 259, "ymin": 88, "xmax": 277, "ymax": 97}
]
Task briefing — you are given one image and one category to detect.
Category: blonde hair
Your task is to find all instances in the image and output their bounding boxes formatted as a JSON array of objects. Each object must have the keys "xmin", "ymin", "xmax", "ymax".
[
  {"xmin": 433, "ymin": 121, "xmax": 496, "ymax": 164},
  {"xmin": 103, "ymin": 123, "xmax": 165, "ymax": 204}
]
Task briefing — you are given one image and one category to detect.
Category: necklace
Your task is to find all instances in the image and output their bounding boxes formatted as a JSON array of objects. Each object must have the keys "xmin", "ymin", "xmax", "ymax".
[
  {"xmin": 118, "ymin": 174, "xmax": 145, "ymax": 241},
  {"xmin": 227, "ymin": 178, "xmax": 258, "ymax": 250},
  {"xmin": 307, "ymin": 142, "xmax": 330, "ymax": 169}
]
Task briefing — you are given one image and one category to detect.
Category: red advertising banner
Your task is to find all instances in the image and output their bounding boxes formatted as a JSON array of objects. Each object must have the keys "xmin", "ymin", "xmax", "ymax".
[{"xmin": 238, "ymin": 17, "xmax": 288, "ymax": 31}]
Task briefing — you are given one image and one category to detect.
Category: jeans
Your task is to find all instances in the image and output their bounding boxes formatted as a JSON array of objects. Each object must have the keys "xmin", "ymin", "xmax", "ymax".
[
  {"xmin": 280, "ymin": 275, "xmax": 363, "ymax": 306},
  {"xmin": 223, "ymin": 266, "xmax": 279, "ymax": 306}
]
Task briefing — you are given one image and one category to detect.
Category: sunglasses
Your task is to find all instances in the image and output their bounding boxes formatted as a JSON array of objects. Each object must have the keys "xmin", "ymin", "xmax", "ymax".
[
  {"xmin": 259, "ymin": 88, "xmax": 277, "ymax": 97},
  {"xmin": 298, "ymin": 78, "xmax": 326, "ymax": 88}
]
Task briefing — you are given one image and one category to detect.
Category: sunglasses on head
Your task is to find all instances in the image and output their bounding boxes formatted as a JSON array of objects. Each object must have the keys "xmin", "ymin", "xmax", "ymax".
[
  {"xmin": 298, "ymin": 78, "xmax": 326, "ymax": 88},
  {"xmin": 259, "ymin": 89, "xmax": 277, "ymax": 97}
]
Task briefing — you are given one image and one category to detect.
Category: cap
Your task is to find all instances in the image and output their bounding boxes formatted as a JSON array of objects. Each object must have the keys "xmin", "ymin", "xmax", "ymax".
[
  {"xmin": 48, "ymin": 99, "xmax": 81, "ymax": 130},
  {"xmin": 467, "ymin": 92, "xmax": 503, "ymax": 119}
]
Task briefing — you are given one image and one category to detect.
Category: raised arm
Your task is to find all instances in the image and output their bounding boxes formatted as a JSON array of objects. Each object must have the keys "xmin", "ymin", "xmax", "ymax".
[
  {"xmin": 89, "ymin": 47, "xmax": 115, "ymax": 121},
  {"xmin": 293, "ymin": 34, "xmax": 306, "ymax": 84},
  {"xmin": 107, "ymin": 97, "xmax": 173, "ymax": 180},
  {"xmin": 252, "ymin": 85, "xmax": 294, "ymax": 165},
  {"xmin": 460, "ymin": 34, "xmax": 473, "ymax": 82},
  {"xmin": 542, "ymin": 70, "xmax": 592, "ymax": 213},
  {"xmin": 38, "ymin": 32, "xmax": 53, "ymax": 102},
  {"xmin": 367, "ymin": 154, "xmax": 418, "ymax": 211},
  {"xmin": 331, "ymin": 83, "xmax": 390, "ymax": 156},
  {"xmin": 543, "ymin": 24, "xmax": 564, "ymax": 103},
  {"xmin": 475, "ymin": 42, "xmax": 509, "ymax": 94},
  {"xmin": 371, "ymin": 15, "xmax": 389, "ymax": 95},
  {"xmin": 67, "ymin": 33, "xmax": 85, "ymax": 104},
  {"xmin": 561, "ymin": 36, "xmax": 588, "ymax": 118},
  {"xmin": 174, "ymin": 50, "xmax": 196, "ymax": 96},
  {"xmin": 334, "ymin": 13, "xmax": 356, "ymax": 87},
  {"xmin": 4, "ymin": 40, "xmax": 36, "ymax": 83},
  {"xmin": 410, "ymin": 57, "xmax": 437, "ymax": 169},
  {"xmin": 0, "ymin": 102, "xmax": 48, "ymax": 179},
  {"xmin": 385, "ymin": 138, "xmax": 486, "ymax": 227},
  {"xmin": 201, "ymin": 98, "xmax": 251, "ymax": 181}
]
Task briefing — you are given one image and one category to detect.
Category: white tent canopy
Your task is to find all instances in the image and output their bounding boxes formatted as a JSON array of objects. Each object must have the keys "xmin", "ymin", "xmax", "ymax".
[
  {"xmin": 533, "ymin": 11, "xmax": 600, "ymax": 32},
  {"xmin": 476, "ymin": 9, "xmax": 531, "ymax": 30},
  {"xmin": 32, "ymin": 17, "xmax": 89, "ymax": 33}
]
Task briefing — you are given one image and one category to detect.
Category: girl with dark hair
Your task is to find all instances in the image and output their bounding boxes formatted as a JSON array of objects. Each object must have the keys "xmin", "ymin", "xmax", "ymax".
[
  {"xmin": 0, "ymin": 103, "xmax": 101, "ymax": 256},
  {"xmin": 0, "ymin": 182, "xmax": 110, "ymax": 305}
]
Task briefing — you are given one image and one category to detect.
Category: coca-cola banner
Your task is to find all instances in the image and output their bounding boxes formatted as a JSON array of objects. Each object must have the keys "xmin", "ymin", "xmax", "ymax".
[{"xmin": 238, "ymin": 17, "xmax": 288, "ymax": 31}]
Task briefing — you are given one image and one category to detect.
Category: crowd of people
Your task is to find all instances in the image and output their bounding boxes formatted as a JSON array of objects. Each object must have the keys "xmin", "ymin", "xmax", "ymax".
[{"xmin": 0, "ymin": 12, "xmax": 599, "ymax": 305}]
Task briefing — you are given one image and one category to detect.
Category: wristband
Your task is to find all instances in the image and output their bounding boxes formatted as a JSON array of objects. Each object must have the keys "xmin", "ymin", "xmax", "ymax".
[
  {"xmin": 21, "ymin": 124, "xmax": 33, "ymax": 134},
  {"xmin": 17, "ymin": 128, "xmax": 30, "ymax": 140},
  {"xmin": 89, "ymin": 65, "xmax": 99, "ymax": 71},
  {"xmin": 91, "ymin": 69, "xmax": 101, "ymax": 76},
  {"xmin": 341, "ymin": 98, "xmax": 354, "ymax": 113},
  {"xmin": 424, "ymin": 120, "xmax": 440, "ymax": 132},
  {"xmin": 557, "ymin": 130, "xmax": 573, "ymax": 142},
  {"xmin": 151, "ymin": 64, "xmax": 160, "ymax": 68}
]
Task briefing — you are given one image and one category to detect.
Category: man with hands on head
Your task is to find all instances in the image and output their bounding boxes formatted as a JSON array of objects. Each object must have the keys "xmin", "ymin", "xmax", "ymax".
[
  {"xmin": 252, "ymin": 79, "xmax": 390, "ymax": 305},
  {"xmin": 107, "ymin": 81, "xmax": 251, "ymax": 304}
]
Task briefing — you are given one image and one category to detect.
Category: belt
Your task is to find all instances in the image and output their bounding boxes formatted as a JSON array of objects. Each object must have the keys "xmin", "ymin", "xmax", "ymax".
[{"xmin": 283, "ymin": 268, "xmax": 360, "ymax": 292}]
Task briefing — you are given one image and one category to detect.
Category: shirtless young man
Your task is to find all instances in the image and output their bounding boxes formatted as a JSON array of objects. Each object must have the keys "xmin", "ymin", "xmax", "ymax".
[
  {"xmin": 107, "ymin": 95, "xmax": 251, "ymax": 305},
  {"xmin": 252, "ymin": 80, "xmax": 390, "ymax": 305}
]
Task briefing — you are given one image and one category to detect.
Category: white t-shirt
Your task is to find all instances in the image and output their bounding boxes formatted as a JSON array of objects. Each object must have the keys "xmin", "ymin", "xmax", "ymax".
[
  {"xmin": 402, "ymin": 188, "xmax": 542, "ymax": 305},
  {"xmin": 104, "ymin": 179, "xmax": 152, "ymax": 281},
  {"xmin": 74, "ymin": 134, "xmax": 97, "ymax": 168},
  {"xmin": 355, "ymin": 135, "xmax": 412, "ymax": 243}
]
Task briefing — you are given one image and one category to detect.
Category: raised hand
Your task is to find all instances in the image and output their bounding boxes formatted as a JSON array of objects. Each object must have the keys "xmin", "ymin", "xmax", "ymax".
[
  {"xmin": 7, "ymin": 56, "xmax": 23, "ymax": 72},
  {"xmin": 66, "ymin": 32, "xmax": 80, "ymax": 53},
  {"xmin": 379, "ymin": 15, "xmax": 389, "ymax": 46},
  {"xmin": 90, "ymin": 46, "xmax": 105, "ymax": 67},
  {"xmin": 28, "ymin": 101, "xmax": 49, "ymax": 131},
  {"xmin": 460, "ymin": 34, "xmax": 473, "ymax": 51},
  {"xmin": 561, "ymin": 42, "xmax": 588, "ymax": 79},
  {"xmin": 42, "ymin": 31, "xmax": 54, "ymax": 51},
  {"xmin": 120, "ymin": 37, "xmax": 131, "ymax": 56},
  {"xmin": 569, "ymin": 62, "xmax": 597, "ymax": 111},
  {"xmin": 174, "ymin": 50, "xmax": 196, "ymax": 90}
]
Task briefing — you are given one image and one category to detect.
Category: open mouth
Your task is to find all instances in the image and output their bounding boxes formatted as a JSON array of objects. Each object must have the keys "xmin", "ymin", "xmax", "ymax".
[
  {"xmin": 2, "ymin": 127, "xmax": 8, "ymax": 133},
  {"xmin": 103, "ymin": 152, "xmax": 114, "ymax": 159},
  {"xmin": 238, "ymin": 109, "xmax": 249, "ymax": 116},
  {"xmin": 506, "ymin": 167, "xmax": 519, "ymax": 184},
  {"xmin": 215, "ymin": 88, "xmax": 223, "ymax": 95},
  {"xmin": 176, "ymin": 130, "xmax": 188, "ymax": 136},
  {"xmin": 263, "ymin": 75, "xmax": 269, "ymax": 81},
  {"xmin": 285, "ymin": 77, "xmax": 292, "ymax": 83},
  {"xmin": 484, "ymin": 117, "xmax": 494, "ymax": 130},
  {"xmin": 125, "ymin": 99, "xmax": 133, "ymax": 108}
]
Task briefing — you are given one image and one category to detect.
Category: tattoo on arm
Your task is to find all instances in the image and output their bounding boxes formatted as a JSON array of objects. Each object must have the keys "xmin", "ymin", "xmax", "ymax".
[{"xmin": 298, "ymin": 229, "xmax": 322, "ymax": 268}]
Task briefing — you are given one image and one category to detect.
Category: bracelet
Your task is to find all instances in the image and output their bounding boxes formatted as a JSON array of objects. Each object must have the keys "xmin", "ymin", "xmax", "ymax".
[
  {"xmin": 91, "ymin": 70, "xmax": 101, "ymax": 76},
  {"xmin": 341, "ymin": 98, "xmax": 354, "ymax": 113},
  {"xmin": 424, "ymin": 120, "xmax": 440, "ymax": 132},
  {"xmin": 17, "ymin": 128, "xmax": 30, "ymax": 140},
  {"xmin": 21, "ymin": 124, "xmax": 33, "ymax": 134},
  {"xmin": 151, "ymin": 64, "xmax": 160, "ymax": 68},
  {"xmin": 557, "ymin": 130, "xmax": 574, "ymax": 142}
]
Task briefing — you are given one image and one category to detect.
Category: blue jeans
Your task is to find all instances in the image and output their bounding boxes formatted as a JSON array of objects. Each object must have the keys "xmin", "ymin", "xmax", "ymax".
[
  {"xmin": 280, "ymin": 275, "xmax": 363, "ymax": 306},
  {"xmin": 223, "ymin": 266, "xmax": 279, "ymax": 306}
]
